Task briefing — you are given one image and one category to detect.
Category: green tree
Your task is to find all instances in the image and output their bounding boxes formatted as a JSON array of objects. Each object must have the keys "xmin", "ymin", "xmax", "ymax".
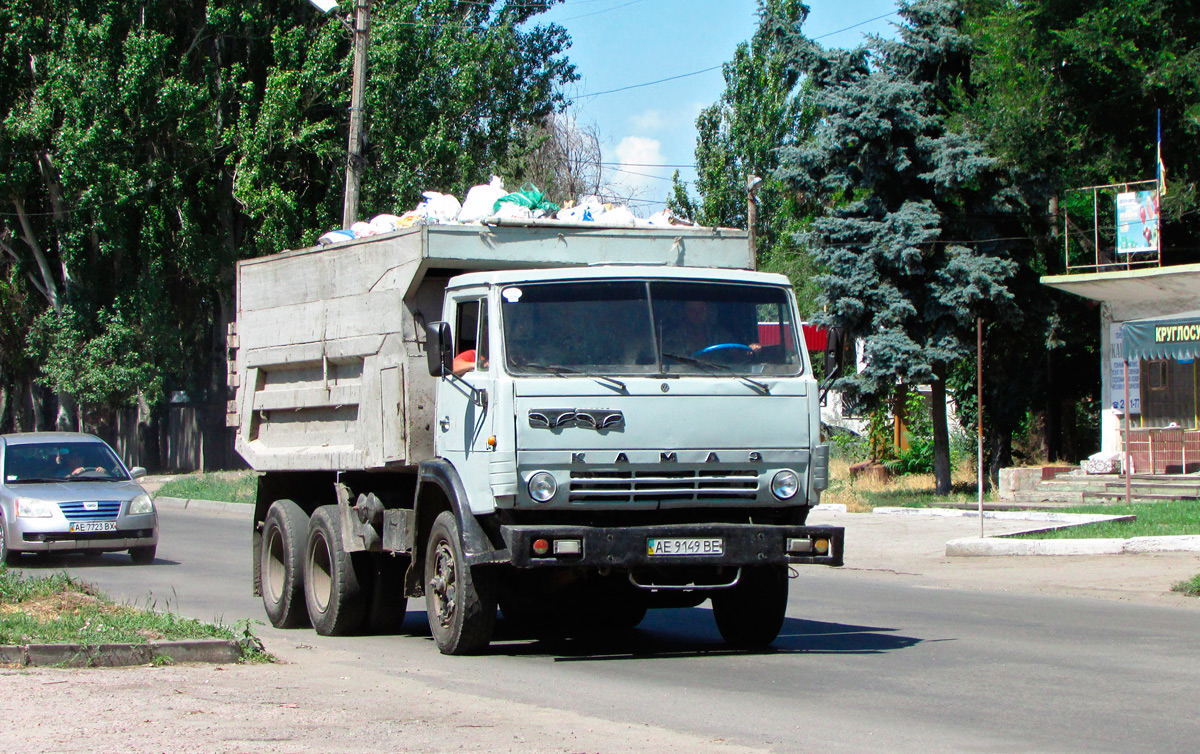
[
  {"xmin": 0, "ymin": 1, "xmax": 574, "ymax": 442},
  {"xmin": 669, "ymin": 0, "xmax": 823, "ymax": 314},
  {"xmin": 777, "ymin": 0, "xmax": 1022, "ymax": 494},
  {"xmin": 959, "ymin": 0, "xmax": 1200, "ymax": 464}
]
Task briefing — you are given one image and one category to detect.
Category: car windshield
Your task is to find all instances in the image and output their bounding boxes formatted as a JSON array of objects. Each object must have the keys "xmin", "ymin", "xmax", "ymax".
[
  {"xmin": 4, "ymin": 441, "xmax": 130, "ymax": 483},
  {"xmin": 501, "ymin": 280, "xmax": 803, "ymax": 377}
]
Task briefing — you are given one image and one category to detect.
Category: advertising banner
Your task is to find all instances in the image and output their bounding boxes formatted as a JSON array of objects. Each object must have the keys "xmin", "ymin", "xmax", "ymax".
[{"xmin": 1116, "ymin": 190, "xmax": 1160, "ymax": 254}]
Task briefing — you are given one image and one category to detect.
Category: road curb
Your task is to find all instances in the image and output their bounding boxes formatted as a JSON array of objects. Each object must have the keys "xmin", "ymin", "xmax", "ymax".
[
  {"xmin": 869, "ymin": 507, "xmax": 1200, "ymax": 557},
  {"xmin": 946, "ymin": 535, "xmax": 1200, "ymax": 557},
  {"xmin": 153, "ymin": 496, "xmax": 253, "ymax": 517},
  {"xmin": 0, "ymin": 638, "xmax": 253, "ymax": 668}
]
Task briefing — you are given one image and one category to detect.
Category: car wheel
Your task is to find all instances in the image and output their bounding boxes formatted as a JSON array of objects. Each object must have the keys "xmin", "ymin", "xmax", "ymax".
[
  {"xmin": 303, "ymin": 505, "xmax": 367, "ymax": 636},
  {"xmin": 425, "ymin": 511, "xmax": 496, "ymax": 655},
  {"xmin": 711, "ymin": 564, "xmax": 789, "ymax": 648},
  {"xmin": 0, "ymin": 512, "xmax": 19, "ymax": 566},
  {"xmin": 129, "ymin": 544, "xmax": 157, "ymax": 564},
  {"xmin": 261, "ymin": 499, "xmax": 311, "ymax": 628}
]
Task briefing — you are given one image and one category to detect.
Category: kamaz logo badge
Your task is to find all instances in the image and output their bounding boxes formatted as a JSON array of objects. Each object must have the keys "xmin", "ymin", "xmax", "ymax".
[{"xmin": 528, "ymin": 409, "xmax": 625, "ymax": 430}]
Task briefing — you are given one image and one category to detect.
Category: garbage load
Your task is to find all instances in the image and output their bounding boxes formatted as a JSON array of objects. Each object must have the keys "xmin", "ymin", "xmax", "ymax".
[{"xmin": 315, "ymin": 177, "xmax": 695, "ymax": 245}]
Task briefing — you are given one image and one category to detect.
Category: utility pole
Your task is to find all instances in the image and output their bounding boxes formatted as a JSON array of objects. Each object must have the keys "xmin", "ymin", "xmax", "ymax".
[
  {"xmin": 343, "ymin": 0, "xmax": 371, "ymax": 229},
  {"xmin": 746, "ymin": 175, "xmax": 762, "ymax": 271}
]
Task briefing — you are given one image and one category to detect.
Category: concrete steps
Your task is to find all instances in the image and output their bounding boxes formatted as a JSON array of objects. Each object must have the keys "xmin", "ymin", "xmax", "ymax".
[{"xmin": 1013, "ymin": 472, "xmax": 1200, "ymax": 506}]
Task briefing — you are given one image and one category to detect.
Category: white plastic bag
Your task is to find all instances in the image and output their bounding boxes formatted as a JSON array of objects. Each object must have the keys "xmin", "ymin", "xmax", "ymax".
[
  {"xmin": 369, "ymin": 214, "xmax": 403, "ymax": 234},
  {"xmin": 596, "ymin": 205, "xmax": 636, "ymax": 227},
  {"xmin": 350, "ymin": 221, "xmax": 373, "ymax": 237},
  {"xmin": 414, "ymin": 191, "xmax": 462, "ymax": 224},
  {"xmin": 458, "ymin": 176, "xmax": 507, "ymax": 223},
  {"xmin": 493, "ymin": 201, "xmax": 533, "ymax": 220},
  {"xmin": 318, "ymin": 229, "xmax": 357, "ymax": 245}
]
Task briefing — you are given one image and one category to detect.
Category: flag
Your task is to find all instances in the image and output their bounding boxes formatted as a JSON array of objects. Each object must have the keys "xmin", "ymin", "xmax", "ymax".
[{"xmin": 1157, "ymin": 110, "xmax": 1168, "ymax": 196}]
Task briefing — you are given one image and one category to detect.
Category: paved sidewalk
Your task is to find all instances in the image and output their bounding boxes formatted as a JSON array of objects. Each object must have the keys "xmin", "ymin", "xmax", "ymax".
[{"xmin": 807, "ymin": 507, "xmax": 1200, "ymax": 607}]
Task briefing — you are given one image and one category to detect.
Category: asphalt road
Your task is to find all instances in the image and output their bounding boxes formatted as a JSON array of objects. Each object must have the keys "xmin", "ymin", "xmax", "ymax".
[{"xmin": 14, "ymin": 504, "xmax": 1200, "ymax": 754}]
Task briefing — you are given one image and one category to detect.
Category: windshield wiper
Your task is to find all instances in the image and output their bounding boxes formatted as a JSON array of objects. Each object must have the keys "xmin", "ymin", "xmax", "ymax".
[
  {"xmin": 10, "ymin": 477, "xmax": 65, "ymax": 484},
  {"xmin": 513, "ymin": 361, "xmax": 627, "ymax": 392},
  {"xmin": 661, "ymin": 352, "xmax": 770, "ymax": 394}
]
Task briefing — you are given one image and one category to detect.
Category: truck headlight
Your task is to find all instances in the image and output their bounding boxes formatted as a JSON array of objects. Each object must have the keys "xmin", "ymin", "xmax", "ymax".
[
  {"xmin": 16, "ymin": 498, "xmax": 56, "ymax": 518},
  {"xmin": 128, "ymin": 494, "xmax": 155, "ymax": 515},
  {"xmin": 770, "ymin": 470, "xmax": 799, "ymax": 500},
  {"xmin": 527, "ymin": 471, "xmax": 557, "ymax": 502}
]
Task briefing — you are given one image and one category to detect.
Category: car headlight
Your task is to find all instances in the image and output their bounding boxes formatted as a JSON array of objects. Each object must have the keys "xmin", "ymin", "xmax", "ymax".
[
  {"xmin": 527, "ymin": 471, "xmax": 558, "ymax": 502},
  {"xmin": 128, "ymin": 493, "xmax": 155, "ymax": 515},
  {"xmin": 16, "ymin": 498, "xmax": 56, "ymax": 518},
  {"xmin": 771, "ymin": 470, "xmax": 799, "ymax": 500}
]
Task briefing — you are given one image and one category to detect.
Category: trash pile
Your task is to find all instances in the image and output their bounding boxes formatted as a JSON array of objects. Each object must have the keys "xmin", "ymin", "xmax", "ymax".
[{"xmin": 318, "ymin": 176, "xmax": 691, "ymax": 245}]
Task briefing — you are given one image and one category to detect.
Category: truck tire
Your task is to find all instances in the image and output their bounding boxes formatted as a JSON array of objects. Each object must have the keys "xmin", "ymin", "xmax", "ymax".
[
  {"xmin": 425, "ymin": 511, "xmax": 496, "ymax": 654},
  {"xmin": 711, "ymin": 564, "xmax": 789, "ymax": 648},
  {"xmin": 365, "ymin": 555, "xmax": 409, "ymax": 633},
  {"xmin": 304, "ymin": 505, "xmax": 367, "ymax": 636},
  {"xmin": 261, "ymin": 500, "xmax": 310, "ymax": 628}
]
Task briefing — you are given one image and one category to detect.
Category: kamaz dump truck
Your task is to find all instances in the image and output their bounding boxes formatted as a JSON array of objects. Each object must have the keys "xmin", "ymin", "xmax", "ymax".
[{"xmin": 231, "ymin": 221, "xmax": 843, "ymax": 654}]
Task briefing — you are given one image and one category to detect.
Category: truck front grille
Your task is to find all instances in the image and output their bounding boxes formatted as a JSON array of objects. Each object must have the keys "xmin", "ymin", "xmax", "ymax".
[{"xmin": 569, "ymin": 469, "xmax": 758, "ymax": 503}]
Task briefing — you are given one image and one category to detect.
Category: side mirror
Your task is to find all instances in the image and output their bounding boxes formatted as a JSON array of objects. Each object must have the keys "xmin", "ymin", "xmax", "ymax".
[
  {"xmin": 426, "ymin": 321, "xmax": 453, "ymax": 377},
  {"xmin": 129, "ymin": 466, "xmax": 147, "ymax": 480}
]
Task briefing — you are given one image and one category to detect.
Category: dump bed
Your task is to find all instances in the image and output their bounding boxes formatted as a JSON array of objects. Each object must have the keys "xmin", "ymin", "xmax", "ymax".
[{"xmin": 230, "ymin": 222, "xmax": 751, "ymax": 472}]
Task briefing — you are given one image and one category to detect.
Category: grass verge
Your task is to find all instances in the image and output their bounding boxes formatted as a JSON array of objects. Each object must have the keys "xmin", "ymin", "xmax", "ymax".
[
  {"xmin": 1172, "ymin": 574, "xmax": 1200, "ymax": 597},
  {"xmin": 822, "ymin": 457, "xmax": 991, "ymax": 512},
  {"xmin": 0, "ymin": 567, "xmax": 268, "ymax": 661},
  {"xmin": 155, "ymin": 471, "xmax": 257, "ymax": 505},
  {"xmin": 1012, "ymin": 499, "xmax": 1200, "ymax": 539}
]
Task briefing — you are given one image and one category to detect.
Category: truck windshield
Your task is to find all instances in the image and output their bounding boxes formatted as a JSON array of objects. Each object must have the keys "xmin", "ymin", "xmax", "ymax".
[{"xmin": 501, "ymin": 280, "xmax": 802, "ymax": 376}]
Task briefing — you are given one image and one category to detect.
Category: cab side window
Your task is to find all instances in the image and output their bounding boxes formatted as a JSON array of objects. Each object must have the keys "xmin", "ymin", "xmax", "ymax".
[{"xmin": 453, "ymin": 299, "xmax": 488, "ymax": 375}]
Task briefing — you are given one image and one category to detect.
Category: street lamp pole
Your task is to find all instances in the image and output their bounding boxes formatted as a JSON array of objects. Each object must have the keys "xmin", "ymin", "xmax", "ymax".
[{"xmin": 342, "ymin": 0, "xmax": 371, "ymax": 228}]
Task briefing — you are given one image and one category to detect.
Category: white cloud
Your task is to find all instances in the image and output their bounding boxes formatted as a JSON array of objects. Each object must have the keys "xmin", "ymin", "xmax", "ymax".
[
  {"xmin": 609, "ymin": 136, "xmax": 671, "ymax": 205},
  {"xmin": 629, "ymin": 109, "xmax": 666, "ymax": 131}
]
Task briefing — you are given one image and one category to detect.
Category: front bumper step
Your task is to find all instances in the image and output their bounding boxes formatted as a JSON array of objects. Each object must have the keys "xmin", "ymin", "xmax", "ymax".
[{"xmin": 500, "ymin": 523, "xmax": 843, "ymax": 569}]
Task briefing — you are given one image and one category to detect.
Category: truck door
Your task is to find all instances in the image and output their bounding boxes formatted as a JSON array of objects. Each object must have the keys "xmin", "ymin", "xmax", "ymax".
[{"xmin": 436, "ymin": 293, "xmax": 495, "ymax": 508}]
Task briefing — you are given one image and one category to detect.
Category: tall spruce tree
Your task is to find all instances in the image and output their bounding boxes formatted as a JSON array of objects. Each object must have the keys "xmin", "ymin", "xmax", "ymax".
[{"xmin": 777, "ymin": 0, "xmax": 1021, "ymax": 493}]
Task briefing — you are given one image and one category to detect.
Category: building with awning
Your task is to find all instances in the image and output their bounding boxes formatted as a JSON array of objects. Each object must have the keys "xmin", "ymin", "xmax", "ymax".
[{"xmin": 1042, "ymin": 263, "xmax": 1200, "ymax": 468}]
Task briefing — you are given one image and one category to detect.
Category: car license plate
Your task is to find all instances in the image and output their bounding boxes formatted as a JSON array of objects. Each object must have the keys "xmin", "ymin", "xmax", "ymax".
[
  {"xmin": 69, "ymin": 521, "xmax": 117, "ymax": 533},
  {"xmin": 647, "ymin": 537, "xmax": 724, "ymax": 556}
]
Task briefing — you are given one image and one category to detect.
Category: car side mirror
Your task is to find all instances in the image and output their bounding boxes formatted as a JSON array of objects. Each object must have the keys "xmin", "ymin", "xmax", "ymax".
[
  {"xmin": 129, "ymin": 466, "xmax": 147, "ymax": 480},
  {"xmin": 426, "ymin": 321, "xmax": 453, "ymax": 377}
]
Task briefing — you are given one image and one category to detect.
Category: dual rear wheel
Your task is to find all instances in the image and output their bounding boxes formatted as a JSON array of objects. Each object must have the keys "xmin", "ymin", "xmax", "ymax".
[{"xmin": 260, "ymin": 501, "xmax": 407, "ymax": 636}]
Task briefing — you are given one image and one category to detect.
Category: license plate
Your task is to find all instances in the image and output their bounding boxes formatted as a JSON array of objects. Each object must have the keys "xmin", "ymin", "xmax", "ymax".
[
  {"xmin": 647, "ymin": 537, "xmax": 724, "ymax": 556},
  {"xmin": 70, "ymin": 521, "xmax": 117, "ymax": 533}
]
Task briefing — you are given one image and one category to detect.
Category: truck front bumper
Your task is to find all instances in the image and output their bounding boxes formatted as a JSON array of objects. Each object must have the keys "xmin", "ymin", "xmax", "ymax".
[{"xmin": 499, "ymin": 523, "xmax": 843, "ymax": 569}]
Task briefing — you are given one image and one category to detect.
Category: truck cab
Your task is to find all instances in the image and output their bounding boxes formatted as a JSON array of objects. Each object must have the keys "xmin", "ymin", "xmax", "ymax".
[{"xmin": 420, "ymin": 266, "xmax": 839, "ymax": 651}]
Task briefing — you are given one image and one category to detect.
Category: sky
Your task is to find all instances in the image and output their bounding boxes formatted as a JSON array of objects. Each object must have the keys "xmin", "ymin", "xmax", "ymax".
[{"xmin": 532, "ymin": 0, "xmax": 900, "ymax": 212}]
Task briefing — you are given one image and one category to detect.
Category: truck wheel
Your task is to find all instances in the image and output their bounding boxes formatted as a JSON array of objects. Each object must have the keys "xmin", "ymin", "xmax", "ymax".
[
  {"xmin": 711, "ymin": 564, "xmax": 789, "ymax": 648},
  {"xmin": 365, "ymin": 555, "xmax": 409, "ymax": 634},
  {"xmin": 425, "ymin": 511, "xmax": 496, "ymax": 654},
  {"xmin": 261, "ymin": 500, "xmax": 311, "ymax": 628},
  {"xmin": 304, "ymin": 505, "xmax": 367, "ymax": 636}
]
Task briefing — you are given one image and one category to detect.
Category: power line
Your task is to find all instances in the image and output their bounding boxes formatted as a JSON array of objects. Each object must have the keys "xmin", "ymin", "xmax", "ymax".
[{"xmin": 573, "ymin": 11, "xmax": 900, "ymax": 99}]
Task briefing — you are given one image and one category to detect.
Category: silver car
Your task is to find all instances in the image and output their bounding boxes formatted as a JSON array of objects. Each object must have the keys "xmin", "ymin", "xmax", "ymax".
[{"xmin": 0, "ymin": 432, "xmax": 158, "ymax": 565}]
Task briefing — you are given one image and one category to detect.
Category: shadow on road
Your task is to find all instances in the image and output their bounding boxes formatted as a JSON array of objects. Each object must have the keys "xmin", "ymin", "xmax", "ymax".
[
  {"xmin": 400, "ymin": 606, "xmax": 923, "ymax": 661},
  {"xmin": 9, "ymin": 552, "xmax": 180, "ymax": 569}
]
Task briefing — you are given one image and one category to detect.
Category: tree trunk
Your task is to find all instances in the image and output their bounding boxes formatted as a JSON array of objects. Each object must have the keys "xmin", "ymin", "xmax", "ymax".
[{"xmin": 930, "ymin": 375, "xmax": 952, "ymax": 495}]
